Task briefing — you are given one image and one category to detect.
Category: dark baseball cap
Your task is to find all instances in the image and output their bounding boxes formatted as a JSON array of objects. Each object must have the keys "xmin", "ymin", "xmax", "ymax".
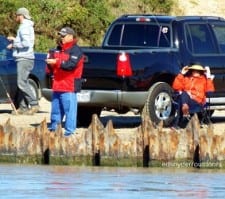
[{"xmin": 58, "ymin": 27, "xmax": 75, "ymax": 36}]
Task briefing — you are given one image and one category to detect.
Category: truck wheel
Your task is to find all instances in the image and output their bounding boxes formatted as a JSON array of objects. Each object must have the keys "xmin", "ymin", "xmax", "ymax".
[
  {"xmin": 28, "ymin": 78, "xmax": 39, "ymax": 100},
  {"xmin": 142, "ymin": 82, "xmax": 175, "ymax": 127},
  {"xmin": 77, "ymin": 107, "xmax": 102, "ymax": 127}
]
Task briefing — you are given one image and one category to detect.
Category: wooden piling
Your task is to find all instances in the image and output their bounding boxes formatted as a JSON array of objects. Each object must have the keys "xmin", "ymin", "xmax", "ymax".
[{"xmin": 0, "ymin": 114, "xmax": 225, "ymax": 168}]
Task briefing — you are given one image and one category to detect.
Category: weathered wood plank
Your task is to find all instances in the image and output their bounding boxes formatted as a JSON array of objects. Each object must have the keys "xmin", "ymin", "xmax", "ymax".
[{"xmin": 0, "ymin": 114, "xmax": 225, "ymax": 168}]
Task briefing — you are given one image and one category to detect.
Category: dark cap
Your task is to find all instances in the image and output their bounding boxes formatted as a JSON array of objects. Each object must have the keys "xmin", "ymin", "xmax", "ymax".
[{"xmin": 58, "ymin": 27, "xmax": 75, "ymax": 36}]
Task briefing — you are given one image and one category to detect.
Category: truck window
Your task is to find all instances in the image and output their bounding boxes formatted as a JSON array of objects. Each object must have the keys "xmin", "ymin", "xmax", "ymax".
[
  {"xmin": 107, "ymin": 24, "xmax": 123, "ymax": 46},
  {"xmin": 211, "ymin": 24, "xmax": 225, "ymax": 53},
  {"xmin": 107, "ymin": 24, "xmax": 171, "ymax": 47},
  {"xmin": 185, "ymin": 24, "xmax": 217, "ymax": 54}
]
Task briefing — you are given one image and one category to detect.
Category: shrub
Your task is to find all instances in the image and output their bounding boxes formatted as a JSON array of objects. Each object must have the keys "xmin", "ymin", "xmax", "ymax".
[{"xmin": 0, "ymin": 0, "xmax": 173, "ymax": 52}]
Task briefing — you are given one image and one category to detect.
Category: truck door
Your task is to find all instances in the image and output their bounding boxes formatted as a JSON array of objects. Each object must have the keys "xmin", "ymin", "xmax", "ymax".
[
  {"xmin": 184, "ymin": 23, "xmax": 225, "ymax": 91},
  {"xmin": 210, "ymin": 22, "xmax": 225, "ymax": 91}
]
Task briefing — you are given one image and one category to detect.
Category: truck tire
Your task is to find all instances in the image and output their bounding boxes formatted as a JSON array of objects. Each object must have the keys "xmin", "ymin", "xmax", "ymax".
[
  {"xmin": 77, "ymin": 107, "xmax": 102, "ymax": 127},
  {"xmin": 28, "ymin": 78, "xmax": 39, "ymax": 100},
  {"xmin": 142, "ymin": 82, "xmax": 175, "ymax": 127}
]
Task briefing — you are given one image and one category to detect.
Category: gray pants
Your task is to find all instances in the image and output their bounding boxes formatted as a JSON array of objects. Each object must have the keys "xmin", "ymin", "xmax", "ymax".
[{"xmin": 17, "ymin": 59, "xmax": 38, "ymax": 108}]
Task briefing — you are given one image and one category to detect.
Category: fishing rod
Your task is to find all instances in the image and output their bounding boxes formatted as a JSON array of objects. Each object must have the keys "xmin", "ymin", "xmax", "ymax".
[{"xmin": 0, "ymin": 76, "xmax": 18, "ymax": 115}]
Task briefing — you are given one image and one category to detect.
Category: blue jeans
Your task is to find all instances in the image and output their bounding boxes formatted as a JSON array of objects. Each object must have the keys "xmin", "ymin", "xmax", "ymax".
[{"xmin": 50, "ymin": 92, "xmax": 77, "ymax": 133}]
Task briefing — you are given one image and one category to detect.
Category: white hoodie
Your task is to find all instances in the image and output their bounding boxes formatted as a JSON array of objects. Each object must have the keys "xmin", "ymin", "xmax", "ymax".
[{"xmin": 12, "ymin": 19, "xmax": 35, "ymax": 60}]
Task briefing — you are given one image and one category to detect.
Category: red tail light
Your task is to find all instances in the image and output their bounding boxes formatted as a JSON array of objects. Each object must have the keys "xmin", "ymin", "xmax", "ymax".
[
  {"xmin": 116, "ymin": 52, "xmax": 133, "ymax": 77},
  {"xmin": 136, "ymin": 17, "xmax": 150, "ymax": 22}
]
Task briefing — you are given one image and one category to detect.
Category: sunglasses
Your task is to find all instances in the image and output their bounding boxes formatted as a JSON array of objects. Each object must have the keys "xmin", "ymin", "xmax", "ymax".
[{"xmin": 60, "ymin": 34, "xmax": 67, "ymax": 38}]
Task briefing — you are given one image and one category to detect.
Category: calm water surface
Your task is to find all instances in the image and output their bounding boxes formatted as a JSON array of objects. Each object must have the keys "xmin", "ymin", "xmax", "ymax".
[{"xmin": 0, "ymin": 164, "xmax": 225, "ymax": 199}]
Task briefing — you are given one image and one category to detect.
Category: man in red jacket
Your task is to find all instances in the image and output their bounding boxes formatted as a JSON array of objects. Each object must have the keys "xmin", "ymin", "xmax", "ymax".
[
  {"xmin": 172, "ymin": 64, "xmax": 215, "ymax": 127},
  {"xmin": 45, "ymin": 27, "xmax": 84, "ymax": 136}
]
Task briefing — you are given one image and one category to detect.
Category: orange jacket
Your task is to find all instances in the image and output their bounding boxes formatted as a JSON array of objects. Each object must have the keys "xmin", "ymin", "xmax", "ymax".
[{"xmin": 172, "ymin": 73, "xmax": 215, "ymax": 104}]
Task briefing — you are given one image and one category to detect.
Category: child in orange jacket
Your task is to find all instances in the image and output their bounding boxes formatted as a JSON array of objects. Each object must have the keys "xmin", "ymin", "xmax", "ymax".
[{"xmin": 172, "ymin": 64, "xmax": 215, "ymax": 119}]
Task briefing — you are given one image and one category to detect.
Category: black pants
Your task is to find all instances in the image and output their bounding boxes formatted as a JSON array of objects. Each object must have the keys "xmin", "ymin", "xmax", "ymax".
[{"xmin": 180, "ymin": 91, "xmax": 203, "ymax": 112}]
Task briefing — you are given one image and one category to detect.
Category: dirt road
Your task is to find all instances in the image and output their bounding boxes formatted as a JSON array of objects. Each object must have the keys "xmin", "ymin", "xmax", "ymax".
[
  {"xmin": 0, "ymin": 98, "xmax": 225, "ymax": 131},
  {"xmin": 0, "ymin": 98, "xmax": 51, "ymax": 128},
  {"xmin": 0, "ymin": 98, "xmax": 140, "ymax": 129}
]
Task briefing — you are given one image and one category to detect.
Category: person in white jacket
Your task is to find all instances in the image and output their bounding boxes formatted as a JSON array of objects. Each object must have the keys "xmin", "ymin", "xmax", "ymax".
[{"xmin": 7, "ymin": 7, "xmax": 39, "ymax": 115}]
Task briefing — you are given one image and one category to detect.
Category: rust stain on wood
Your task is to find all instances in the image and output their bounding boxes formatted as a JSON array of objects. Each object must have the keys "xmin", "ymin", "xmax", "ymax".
[{"xmin": 0, "ymin": 114, "xmax": 224, "ymax": 168}]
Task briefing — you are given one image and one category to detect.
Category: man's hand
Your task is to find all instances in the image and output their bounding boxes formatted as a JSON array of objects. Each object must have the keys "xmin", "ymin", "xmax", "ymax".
[
  {"xmin": 45, "ymin": 58, "xmax": 57, "ymax": 65},
  {"xmin": 7, "ymin": 36, "xmax": 15, "ymax": 49},
  {"xmin": 7, "ymin": 43, "xmax": 13, "ymax": 49},
  {"xmin": 7, "ymin": 36, "xmax": 15, "ymax": 41}
]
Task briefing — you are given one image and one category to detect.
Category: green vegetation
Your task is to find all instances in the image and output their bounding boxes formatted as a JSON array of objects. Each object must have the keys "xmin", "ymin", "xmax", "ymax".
[{"xmin": 0, "ymin": 0, "xmax": 173, "ymax": 52}]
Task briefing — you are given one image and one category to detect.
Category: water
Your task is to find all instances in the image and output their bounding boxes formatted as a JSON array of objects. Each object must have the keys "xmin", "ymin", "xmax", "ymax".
[{"xmin": 0, "ymin": 164, "xmax": 225, "ymax": 199}]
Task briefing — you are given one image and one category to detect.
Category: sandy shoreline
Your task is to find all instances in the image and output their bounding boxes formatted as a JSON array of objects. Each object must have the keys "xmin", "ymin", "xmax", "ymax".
[{"xmin": 0, "ymin": 98, "xmax": 51, "ymax": 128}]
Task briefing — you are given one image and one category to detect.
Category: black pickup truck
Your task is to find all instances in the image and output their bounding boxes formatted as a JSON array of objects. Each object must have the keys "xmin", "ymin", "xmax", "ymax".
[{"xmin": 42, "ymin": 14, "xmax": 225, "ymax": 126}]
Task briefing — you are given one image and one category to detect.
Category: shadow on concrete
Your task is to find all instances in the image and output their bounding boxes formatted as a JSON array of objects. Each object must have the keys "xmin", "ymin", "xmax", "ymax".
[{"xmin": 100, "ymin": 115, "xmax": 142, "ymax": 128}]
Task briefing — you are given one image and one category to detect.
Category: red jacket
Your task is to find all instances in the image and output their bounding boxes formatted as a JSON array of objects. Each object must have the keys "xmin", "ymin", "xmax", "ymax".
[
  {"xmin": 172, "ymin": 73, "xmax": 215, "ymax": 104},
  {"xmin": 48, "ymin": 39, "xmax": 84, "ymax": 92}
]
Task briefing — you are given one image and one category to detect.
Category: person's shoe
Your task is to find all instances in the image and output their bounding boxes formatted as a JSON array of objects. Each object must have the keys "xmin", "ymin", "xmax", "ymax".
[
  {"xmin": 182, "ymin": 103, "xmax": 189, "ymax": 116},
  {"xmin": 179, "ymin": 117, "xmax": 190, "ymax": 128},
  {"xmin": 183, "ymin": 114, "xmax": 191, "ymax": 120},
  {"xmin": 48, "ymin": 128, "xmax": 56, "ymax": 132},
  {"xmin": 11, "ymin": 107, "xmax": 28, "ymax": 115},
  {"xmin": 24, "ymin": 105, "xmax": 40, "ymax": 115},
  {"xmin": 170, "ymin": 125, "xmax": 180, "ymax": 132},
  {"xmin": 64, "ymin": 131, "xmax": 74, "ymax": 137},
  {"xmin": 30, "ymin": 105, "xmax": 40, "ymax": 113}
]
